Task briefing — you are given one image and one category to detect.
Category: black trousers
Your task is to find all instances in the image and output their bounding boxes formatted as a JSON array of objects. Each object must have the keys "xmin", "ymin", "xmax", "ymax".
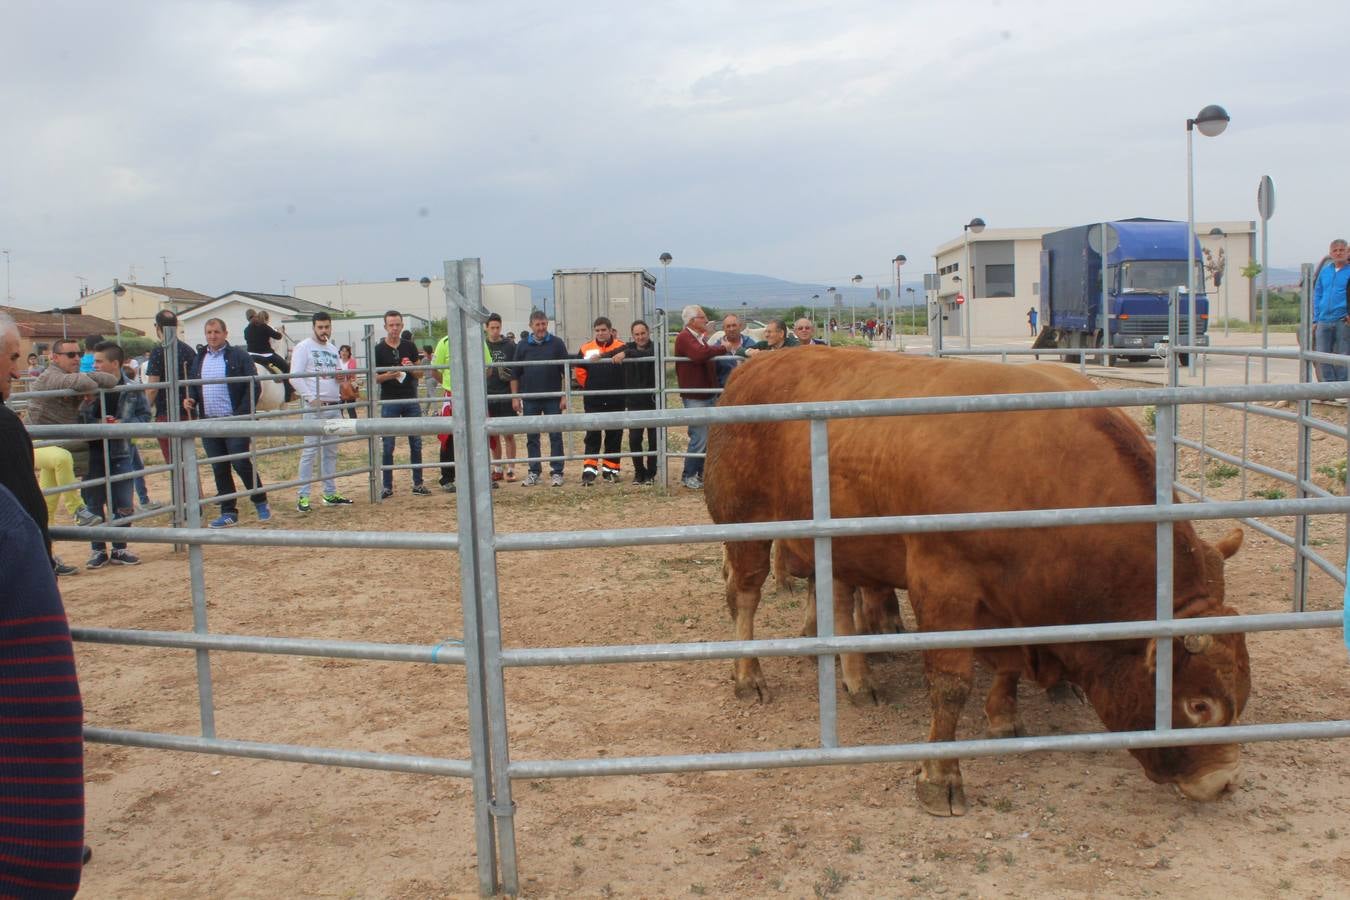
[{"xmin": 626, "ymin": 398, "xmax": 657, "ymax": 479}]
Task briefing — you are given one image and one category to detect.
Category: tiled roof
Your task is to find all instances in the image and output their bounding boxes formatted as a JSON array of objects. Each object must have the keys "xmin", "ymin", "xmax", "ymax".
[
  {"xmin": 119, "ymin": 284, "xmax": 213, "ymax": 304},
  {"xmin": 2, "ymin": 306, "xmax": 145, "ymax": 338}
]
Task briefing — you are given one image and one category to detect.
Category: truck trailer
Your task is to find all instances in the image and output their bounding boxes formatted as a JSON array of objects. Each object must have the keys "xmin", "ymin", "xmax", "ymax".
[{"xmin": 1033, "ymin": 218, "xmax": 1209, "ymax": 365}]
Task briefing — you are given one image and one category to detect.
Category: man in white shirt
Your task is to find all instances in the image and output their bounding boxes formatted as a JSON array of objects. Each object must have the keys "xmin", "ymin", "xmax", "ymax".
[{"xmin": 289, "ymin": 312, "xmax": 353, "ymax": 512}]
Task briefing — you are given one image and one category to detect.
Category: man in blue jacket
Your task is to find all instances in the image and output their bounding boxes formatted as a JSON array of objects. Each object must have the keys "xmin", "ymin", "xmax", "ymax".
[
  {"xmin": 1313, "ymin": 239, "xmax": 1350, "ymax": 383},
  {"xmin": 184, "ymin": 318, "xmax": 271, "ymax": 527},
  {"xmin": 510, "ymin": 310, "xmax": 570, "ymax": 487}
]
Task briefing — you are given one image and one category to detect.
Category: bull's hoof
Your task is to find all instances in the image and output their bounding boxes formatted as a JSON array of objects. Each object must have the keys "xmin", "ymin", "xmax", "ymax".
[
  {"xmin": 986, "ymin": 719, "xmax": 1026, "ymax": 739},
  {"xmin": 916, "ymin": 776, "xmax": 968, "ymax": 817},
  {"xmin": 733, "ymin": 674, "xmax": 772, "ymax": 704},
  {"xmin": 1045, "ymin": 682, "xmax": 1085, "ymax": 705},
  {"xmin": 844, "ymin": 679, "xmax": 881, "ymax": 707}
]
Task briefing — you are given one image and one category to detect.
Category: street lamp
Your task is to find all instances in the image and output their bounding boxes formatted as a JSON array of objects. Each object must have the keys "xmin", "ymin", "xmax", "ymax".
[
  {"xmin": 892, "ymin": 255, "xmax": 907, "ymax": 345},
  {"xmin": 851, "ymin": 274, "xmax": 863, "ymax": 333},
  {"xmin": 659, "ymin": 252, "xmax": 672, "ymax": 317},
  {"xmin": 1207, "ymin": 226, "xmax": 1228, "ymax": 337},
  {"xmin": 112, "ymin": 280, "xmax": 126, "ymax": 343},
  {"xmin": 962, "ymin": 217, "xmax": 985, "ymax": 348},
  {"xmin": 810, "ymin": 293, "xmax": 820, "ymax": 335},
  {"xmin": 1186, "ymin": 104, "xmax": 1229, "ymax": 375},
  {"xmin": 419, "ymin": 276, "xmax": 433, "ymax": 339},
  {"xmin": 906, "ymin": 287, "xmax": 916, "ymax": 336}
]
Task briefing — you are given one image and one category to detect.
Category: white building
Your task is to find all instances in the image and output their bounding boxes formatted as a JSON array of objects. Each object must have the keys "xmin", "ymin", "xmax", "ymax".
[
  {"xmin": 295, "ymin": 278, "xmax": 535, "ymax": 338},
  {"xmin": 931, "ymin": 220, "xmax": 1257, "ymax": 339},
  {"xmin": 176, "ymin": 292, "xmax": 343, "ymax": 357}
]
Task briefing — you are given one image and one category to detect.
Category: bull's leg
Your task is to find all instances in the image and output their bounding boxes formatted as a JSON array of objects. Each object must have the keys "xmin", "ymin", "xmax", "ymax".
[
  {"xmin": 798, "ymin": 576, "xmax": 818, "ymax": 637},
  {"xmin": 832, "ymin": 582, "xmax": 879, "ymax": 706},
  {"xmin": 857, "ymin": 587, "xmax": 904, "ymax": 636},
  {"xmin": 771, "ymin": 540, "xmax": 795, "ymax": 595},
  {"xmin": 916, "ymin": 648, "xmax": 974, "ymax": 816},
  {"xmin": 977, "ymin": 647, "xmax": 1028, "ymax": 738},
  {"xmin": 724, "ymin": 540, "xmax": 772, "ymax": 703}
]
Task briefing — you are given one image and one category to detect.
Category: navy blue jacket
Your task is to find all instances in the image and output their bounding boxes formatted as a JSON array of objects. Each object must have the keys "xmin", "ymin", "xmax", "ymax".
[{"xmin": 187, "ymin": 342, "xmax": 261, "ymax": 416}]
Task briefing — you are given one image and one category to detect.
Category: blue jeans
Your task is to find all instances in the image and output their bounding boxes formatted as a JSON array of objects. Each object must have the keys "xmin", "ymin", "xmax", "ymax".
[
  {"xmin": 522, "ymin": 397, "xmax": 564, "ymax": 475},
  {"xmin": 381, "ymin": 400, "xmax": 424, "ymax": 489},
  {"xmin": 83, "ymin": 453, "xmax": 133, "ymax": 552},
  {"xmin": 129, "ymin": 444, "xmax": 151, "ymax": 504},
  {"xmin": 1314, "ymin": 320, "xmax": 1349, "ymax": 383},
  {"xmin": 298, "ymin": 404, "xmax": 342, "ymax": 498},
  {"xmin": 681, "ymin": 397, "xmax": 716, "ymax": 479}
]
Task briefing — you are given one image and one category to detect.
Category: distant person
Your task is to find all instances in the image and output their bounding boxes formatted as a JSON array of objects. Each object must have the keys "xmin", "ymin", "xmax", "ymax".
[
  {"xmin": 621, "ymin": 319, "xmax": 658, "ymax": 485},
  {"xmin": 78, "ymin": 334, "xmax": 99, "ymax": 372},
  {"xmin": 483, "ymin": 313, "xmax": 519, "ymax": 482},
  {"xmin": 511, "ymin": 309, "xmax": 570, "ymax": 487},
  {"xmin": 184, "ymin": 318, "xmax": 272, "ymax": 527},
  {"xmin": 290, "ymin": 312, "xmax": 353, "ymax": 511},
  {"xmin": 145, "ymin": 309, "xmax": 198, "ymax": 470},
  {"xmin": 742, "ymin": 318, "xmax": 799, "ymax": 357},
  {"xmin": 792, "ymin": 318, "xmax": 826, "ymax": 346},
  {"xmin": 337, "ymin": 344, "xmax": 360, "ymax": 419},
  {"xmin": 673, "ymin": 305, "xmax": 726, "ymax": 490},
  {"xmin": 79, "ymin": 341, "xmax": 150, "ymax": 568},
  {"xmin": 374, "ymin": 311, "xmax": 428, "ymax": 498},
  {"xmin": 576, "ymin": 316, "xmax": 627, "ymax": 485},
  {"xmin": 244, "ymin": 308, "xmax": 293, "ymax": 401},
  {"xmin": 25, "ymin": 352, "xmax": 40, "ymax": 377},
  {"xmin": 1028, "ymin": 306, "xmax": 1039, "ymax": 336},
  {"xmin": 1312, "ymin": 238, "xmax": 1350, "ymax": 383},
  {"xmin": 713, "ymin": 314, "xmax": 754, "ymax": 386}
]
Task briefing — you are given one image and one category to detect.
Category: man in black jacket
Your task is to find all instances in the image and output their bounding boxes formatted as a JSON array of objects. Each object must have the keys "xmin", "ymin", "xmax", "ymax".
[
  {"xmin": 620, "ymin": 319, "xmax": 659, "ymax": 484},
  {"xmin": 183, "ymin": 318, "xmax": 270, "ymax": 528}
]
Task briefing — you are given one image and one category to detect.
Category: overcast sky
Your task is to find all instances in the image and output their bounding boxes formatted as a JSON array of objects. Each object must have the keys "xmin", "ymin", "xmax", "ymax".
[{"xmin": 0, "ymin": 0, "xmax": 1341, "ymax": 308}]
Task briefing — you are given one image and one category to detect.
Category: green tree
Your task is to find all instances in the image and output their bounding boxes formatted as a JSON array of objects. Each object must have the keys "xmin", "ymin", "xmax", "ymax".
[{"xmin": 1241, "ymin": 260, "xmax": 1262, "ymax": 281}]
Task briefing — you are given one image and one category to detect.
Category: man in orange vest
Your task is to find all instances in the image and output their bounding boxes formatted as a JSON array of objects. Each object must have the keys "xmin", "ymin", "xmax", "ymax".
[{"xmin": 576, "ymin": 316, "xmax": 628, "ymax": 485}]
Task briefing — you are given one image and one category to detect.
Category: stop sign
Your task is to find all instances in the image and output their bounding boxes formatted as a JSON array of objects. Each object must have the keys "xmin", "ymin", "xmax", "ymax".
[{"xmin": 955, "ymin": 293, "xmax": 965, "ymax": 305}]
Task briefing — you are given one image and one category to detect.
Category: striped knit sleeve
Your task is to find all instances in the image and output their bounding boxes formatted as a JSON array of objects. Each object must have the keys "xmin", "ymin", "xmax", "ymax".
[{"xmin": 0, "ymin": 484, "xmax": 84, "ymax": 899}]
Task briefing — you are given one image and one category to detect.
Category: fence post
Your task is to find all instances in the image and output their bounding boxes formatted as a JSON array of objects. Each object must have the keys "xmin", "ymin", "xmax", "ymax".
[
  {"xmin": 809, "ymin": 419, "xmax": 839, "ymax": 748},
  {"xmin": 654, "ymin": 309, "xmax": 669, "ymax": 489},
  {"xmin": 1153, "ymin": 401, "xmax": 1176, "ymax": 732},
  {"xmin": 179, "ymin": 435, "xmax": 217, "ymax": 738},
  {"xmin": 364, "ymin": 324, "xmax": 379, "ymax": 504},
  {"xmin": 445, "ymin": 259, "xmax": 519, "ymax": 895}
]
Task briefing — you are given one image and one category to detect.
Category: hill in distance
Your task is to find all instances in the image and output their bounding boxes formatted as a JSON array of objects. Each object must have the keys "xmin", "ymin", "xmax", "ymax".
[{"xmin": 515, "ymin": 267, "xmax": 923, "ymax": 316}]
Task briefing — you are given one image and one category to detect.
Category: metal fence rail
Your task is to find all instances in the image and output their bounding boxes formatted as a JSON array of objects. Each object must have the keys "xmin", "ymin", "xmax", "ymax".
[{"xmin": 29, "ymin": 258, "xmax": 1348, "ymax": 897}]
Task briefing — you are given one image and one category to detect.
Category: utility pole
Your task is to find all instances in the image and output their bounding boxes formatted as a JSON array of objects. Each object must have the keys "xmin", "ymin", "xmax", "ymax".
[{"xmin": 161, "ymin": 256, "xmax": 171, "ymax": 287}]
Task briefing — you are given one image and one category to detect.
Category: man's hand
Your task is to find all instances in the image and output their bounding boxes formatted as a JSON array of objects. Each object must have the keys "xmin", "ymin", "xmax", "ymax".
[
  {"xmin": 610, "ymin": 352, "xmax": 625, "ymax": 364},
  {"xmin": 182, "ymin": 397, "xmax": 196, "ymax": 414},
  {"xmin": 559, "ymin": 394, "xmax": 568, "ymax": 412},
  {"xmin": 512, "ymin": 397, "xmax": 522, "ymax": 413}
]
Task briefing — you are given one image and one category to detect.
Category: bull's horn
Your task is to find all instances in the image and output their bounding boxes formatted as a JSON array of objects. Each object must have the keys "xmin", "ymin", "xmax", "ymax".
[{"xmin": 1182, "ymin": 633, "xmax": 1213, "ymax": 655}]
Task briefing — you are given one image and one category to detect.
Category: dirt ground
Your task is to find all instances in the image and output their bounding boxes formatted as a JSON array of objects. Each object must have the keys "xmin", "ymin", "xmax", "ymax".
[{"xmin": 59, "ymin": 381, "xmax": 1350, "ymax": 899}]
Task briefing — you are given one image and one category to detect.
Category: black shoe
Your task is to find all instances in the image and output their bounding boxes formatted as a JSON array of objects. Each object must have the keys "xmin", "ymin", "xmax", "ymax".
[
  {"xmin": 601, "ymin": 470, "xmax": 618, "ymax": 484},
  {"xmin": 411, "ymin": 484, "xmax": 432, "ymax": 496},
  {"xmin": 381, "ymin": 487, "xmax": 394, "ymax": 499},
  {"xmin": 581, "ymin": 470, "xmax": 597, "ymax": 486}
]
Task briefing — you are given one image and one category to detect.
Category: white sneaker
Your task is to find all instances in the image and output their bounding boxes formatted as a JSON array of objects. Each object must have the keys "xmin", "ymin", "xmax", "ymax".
[
  {"xmin": 682, "ymin": 475, "xmax": 704, "ymax": 490},
  {"xmin": 521, "ymin": 472, "xmax": 541, "ymax": 486},
  {"xmin": 550, "ymin": 473, "xmax": 564, "ymax": 487}
]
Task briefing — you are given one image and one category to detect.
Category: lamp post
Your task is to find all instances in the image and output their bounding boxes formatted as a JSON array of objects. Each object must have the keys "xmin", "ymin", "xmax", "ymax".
[
  {"xmin": 659, "ymin": 252, "xmax": 672, "ymax": 317},
  {"xmin": 419, "ymin": 276, "xmax": 433, "ymax": 339},
  {"xmin": 826, "ymin": 287, "xmax": 836, "ymax": 343},
  {"xmin": 962, "ymin": 218, "xmax": 985, "ymax": 348},
  {"xmin": 892, "ymin": 255, "xmax": 907, "ymax": 345},
  {"xmin": 1185, "ymin": 104, "xmax": 1230, "ymax": 375},
  {"xmin": 851, "ymin": 274, "xmax": 863, "ymax": 333},
  {"xmin": 906, "ymin": 287, "xmax": 916, "ymax": 336},
  {"xmin": 112, "ymin": 279, "xmax": 126, "ymax": 343},
  {"xmin": 810, "ymin": 293, "xmax": 819, "ymax": 334}
]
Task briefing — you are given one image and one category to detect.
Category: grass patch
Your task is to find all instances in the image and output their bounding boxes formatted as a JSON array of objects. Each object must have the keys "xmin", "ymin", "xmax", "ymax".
[
  {"xmin": 813, "ymin": 867, "xmax": 847, "ymax": 897},
  {"xmin": 1253, "ymin": 488, "xmax": 1286, "ymax": 500},
  {"xmin": 1205, "ymin": 462, "xmax": 1240, "ymax": 486}
]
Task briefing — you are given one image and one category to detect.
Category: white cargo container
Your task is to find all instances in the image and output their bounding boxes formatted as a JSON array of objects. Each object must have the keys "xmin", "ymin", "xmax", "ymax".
[{"xmin": 552, "ymin": 268, "xmax": 658, "ymax": 350}]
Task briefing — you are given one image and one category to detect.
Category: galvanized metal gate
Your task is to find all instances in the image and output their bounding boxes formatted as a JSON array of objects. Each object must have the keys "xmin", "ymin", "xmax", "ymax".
[{"xmin": 31, "ymin": 258, "xmax": 1350, "ymax": 896}]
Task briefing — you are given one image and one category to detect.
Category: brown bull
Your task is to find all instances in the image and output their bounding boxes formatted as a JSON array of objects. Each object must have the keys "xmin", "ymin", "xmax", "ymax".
[{"xmin": 705, "ymin": 348, "xmax": 1250, "ymax": 816}]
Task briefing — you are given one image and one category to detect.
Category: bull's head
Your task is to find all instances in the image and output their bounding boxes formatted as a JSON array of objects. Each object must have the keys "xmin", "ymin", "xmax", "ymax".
[{"xmin": 1133, "ymin": 528, "xmax": 1249, "ymax": 800}]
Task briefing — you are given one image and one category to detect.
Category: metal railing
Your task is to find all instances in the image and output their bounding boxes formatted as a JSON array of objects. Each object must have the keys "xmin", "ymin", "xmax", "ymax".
[{"xmin": 20, "ymin": 259, "xmax": 1349, "ymax": 896}]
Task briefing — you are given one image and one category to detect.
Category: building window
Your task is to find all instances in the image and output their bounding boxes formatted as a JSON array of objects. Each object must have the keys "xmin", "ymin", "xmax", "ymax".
[
  {"xmin": 985, "ymin": 263, "xmax": 1014, "ymax": 298},
  {"xmin": 1032, "ymin": 282, "xmax": 1040, "ymax": 296}
]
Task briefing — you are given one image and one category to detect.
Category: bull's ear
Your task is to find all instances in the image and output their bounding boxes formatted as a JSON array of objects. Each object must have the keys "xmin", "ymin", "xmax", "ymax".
[
  {"xmin": 1216, "ymin": 528, "xmax": 1243, "ymax": 559},
  {"xmin": 1143, "ymin": 638, "xmax": 1157, "ymax": 674}
]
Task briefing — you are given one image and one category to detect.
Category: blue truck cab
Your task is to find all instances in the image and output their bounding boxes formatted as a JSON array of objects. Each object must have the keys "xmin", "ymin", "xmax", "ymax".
[{"xmin": 1035, "ymin": 218, "xmax": 1209, "ymax": 364}]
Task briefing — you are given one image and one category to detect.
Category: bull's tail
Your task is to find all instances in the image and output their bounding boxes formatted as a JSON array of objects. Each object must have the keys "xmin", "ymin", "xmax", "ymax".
[{"xmin": 771, "ymin": 541, "xmax": 793, "ymax": 594}]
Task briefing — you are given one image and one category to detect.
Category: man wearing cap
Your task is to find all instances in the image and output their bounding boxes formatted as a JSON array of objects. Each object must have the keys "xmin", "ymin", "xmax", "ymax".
[{"xmin": 144, "ymin": 309, "xmax": 197, "ymax": 468}]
